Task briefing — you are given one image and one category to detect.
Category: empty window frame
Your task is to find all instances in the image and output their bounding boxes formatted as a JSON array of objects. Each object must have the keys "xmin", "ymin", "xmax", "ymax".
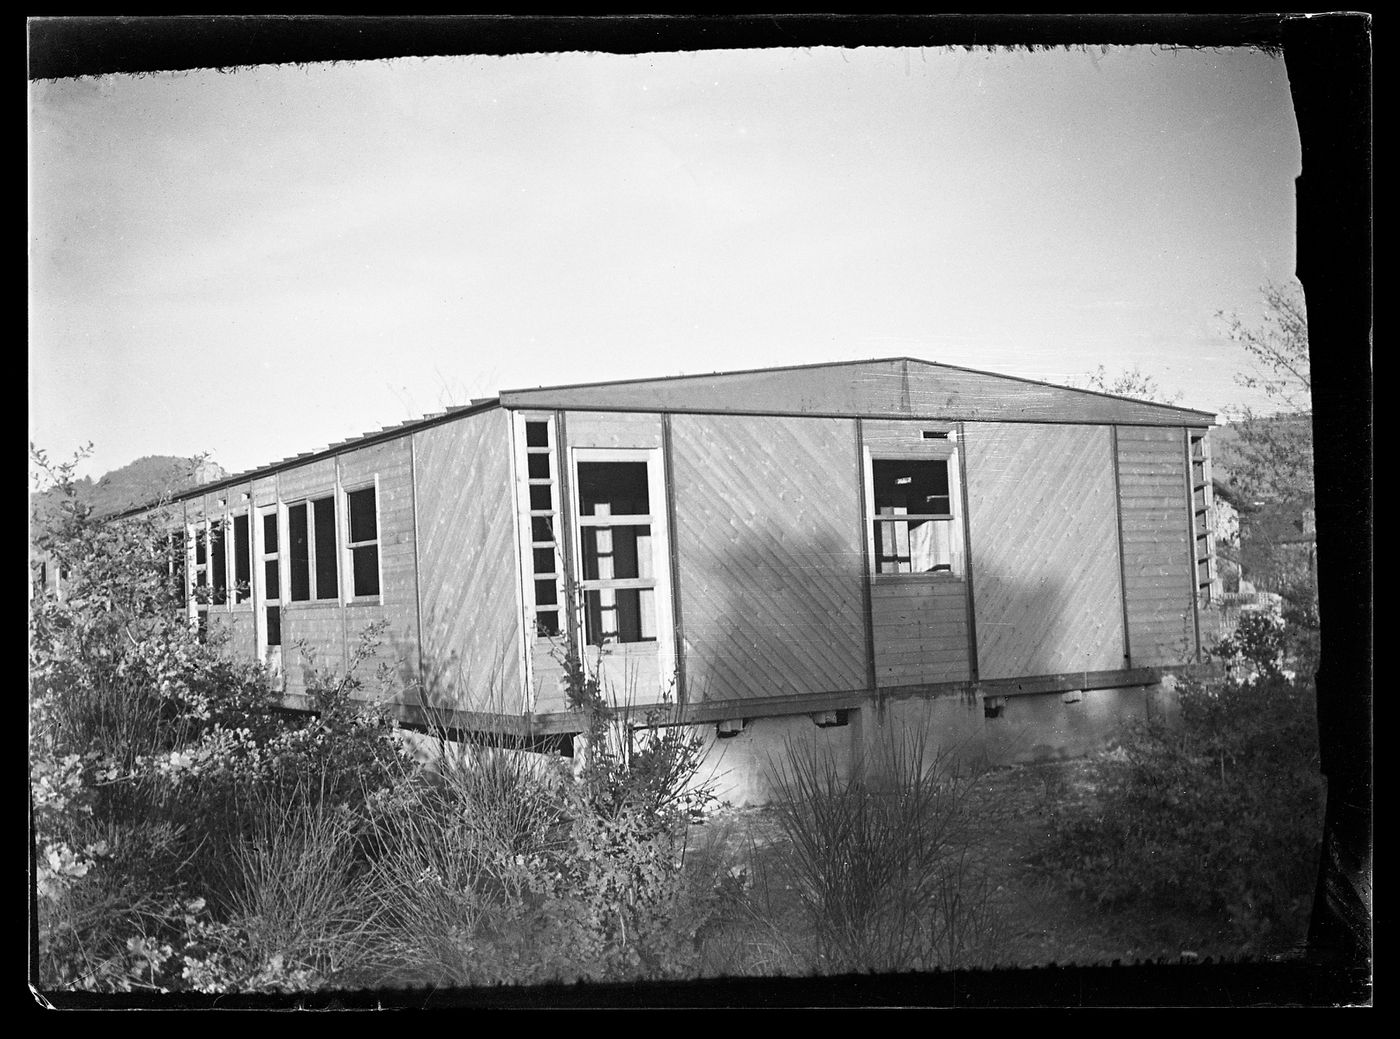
[
  {"xmin": 287, "ymin": 495, "xmax": 339, "ymax": 602},
  {"xmin": 574, "ymin": 456, "xmax": 658, "ymax": 646},
  {"xmin": 164, "ymin": 529, "xmax": 186, "ymax": 604},
  {"xmin": 1189, "ymin": 430, "xmax": 1219, "ymax": 605},
  {"xmin": 209, "ymin": 519, "xmax": 228, "ymax": 605},
  {"xmin": 868, "ymin": 456, "xmax": 961, "ymax": 576},
  {"xmin": 522, "ymin": 417, "xmax": 564, "ymax": 637},
  {"xmin": 232, "ymin": 512, "xmax": 252, "ymax": 604},
  {"xmin": 191, "ymin": 522, "xmax": 209, "ymax": 602},
  {"xmin": 345, "ymin": 485, "xmax": 381, "ymax": 599},
  {"xmin": 259, "ymin": 506, "xmax": 282, "ymax": 647}
]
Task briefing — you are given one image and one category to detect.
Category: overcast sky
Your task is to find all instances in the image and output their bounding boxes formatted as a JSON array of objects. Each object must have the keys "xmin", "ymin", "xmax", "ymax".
[{"xmin": 29, "ymin": 45, "xmax": 1301, "ymax": 480}]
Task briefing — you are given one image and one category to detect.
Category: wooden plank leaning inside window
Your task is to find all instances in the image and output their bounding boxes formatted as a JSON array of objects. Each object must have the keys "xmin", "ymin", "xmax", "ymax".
[
  {"xmin": 575, "ymin": 458, "xmax": 658, "ymax": 646},
  {"xmin": 287, "ymin": 495, "xmax": 339, "ymax": 601},
  {"xmin": 870, "ymin": 458, "xmax": 958, "ymax": 576},
  {"xmin": 345, "ymin": 485, "xmax": 381, "ymax": 599}
]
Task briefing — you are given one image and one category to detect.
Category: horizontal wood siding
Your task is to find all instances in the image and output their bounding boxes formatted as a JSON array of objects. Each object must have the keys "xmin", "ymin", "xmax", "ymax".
[
  {"xmin": 275, "ymin": 460, "xmax": 341, "ymax": 696},
  {"xmin": 670, "ymin": 414, "xmax": 866, "ymax": 703},
  {"xmin": 965, "ymin": 423, "xmax": 1125, "ymax": 680},
  {"xmin": 1116, "ymin": 426, "xmax": 1195, "ymax": 665},
  {"xmin": 872, "ymin": 578, "xmax": 970, "ymax": 686},
  {"xmin": 564, "ymin": 411, "xmax": 663, "ymax": 449},
  {"xmin": 338, "ymin": 439, "xmax": 419, "ymax": 699},
  {"xmin": 414, "ymin": 408, "xmax": 524, "ymax": 715}
]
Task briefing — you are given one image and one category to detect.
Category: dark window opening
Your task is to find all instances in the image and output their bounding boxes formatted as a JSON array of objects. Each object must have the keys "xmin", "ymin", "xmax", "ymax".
[
  {"xmin": 352, "ymin": 546, "xmax": 379, "ymax": 597},
  {"xmin": 525, "ymin": 421, "xmax": 549, "ymax": 448},
  {"xmin": 288, "ymin": 503, "xmax": 310, "ymax": 601},
  {"xmin": 348, "ymin": 487, "xmax": 376, "ymax": 544},
  {"xmin": 262, "ymin": 511, "xmax": 279, "ymax": 555},
  {"xmin": 266, "ymin": 605, "xmax": 281, "ymax": 647},
  {"xmin": 529, "ymin": 484, "xmax": 553, "ymax": 511},
  {"xmin": 313, "ymin": 497, "xmax": 338, "ymax": 600},
  {"xmin": 531, "ymin": 516, "xmax": 555, "ymax": 543},
  {"xmin": 584, "ymin": 588, "xmax": 654, "ymax": 646},
  {"xmin": 581, "ymin": 525, "xmax": 647, "ymax": 582},
  {"xmin": 527, "ymin": 453, "xmax": 550, "ymax": 479},
  {"xmin": 871, "ymin": 458, "xmax": 954, "ymax": 575},
  {"xmin": 535, "ymin": 610, "xmax": 560, "ymax": 637},
  {"xmin": 577, "ymin": 461, "xmax": 649, "ymax": 516},
  {"xmin": 233, "ymin": 514, "xmax": 251, "ymax": 603},
  {"xmin": 533, "ymin": 547, "xmax": 556, "ymax": 575},
  {"xmin": 210, "ymin": 521, "xmax": 227, "ymax": 605},
  {"xmin": 347, "ymin": 487, "xmax": 379, "ymax": 598},
  {"xmin": 872, "ymin": 459, "xmax": 950, "ymax": 515}
]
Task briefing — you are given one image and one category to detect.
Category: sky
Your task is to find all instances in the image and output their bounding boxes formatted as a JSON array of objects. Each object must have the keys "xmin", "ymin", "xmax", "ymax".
[{"xmin": 29, "ymin": 45, "xmax": 1302, "ymax": 481}]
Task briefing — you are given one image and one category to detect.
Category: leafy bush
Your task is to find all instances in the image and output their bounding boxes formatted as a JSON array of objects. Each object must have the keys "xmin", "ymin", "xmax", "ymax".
[
  {"xmin": 1037, "ymin": 676, "xmax": 1324, "ymax": 951},
  {"xmin": 766, "ymin": 728, "xmax": 1002, "ymax": 973}
]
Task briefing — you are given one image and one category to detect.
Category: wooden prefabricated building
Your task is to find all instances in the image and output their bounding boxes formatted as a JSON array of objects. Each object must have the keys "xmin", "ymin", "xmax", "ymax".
[{"xmin": 147, "ymin": 358, "xmax": 1221, "ymax": 774}]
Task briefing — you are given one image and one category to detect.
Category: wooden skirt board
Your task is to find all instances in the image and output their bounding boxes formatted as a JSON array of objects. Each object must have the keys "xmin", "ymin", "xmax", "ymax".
[{"xmin": 963, "ymin": 422, "xmax": 1126, "ymax": 681}]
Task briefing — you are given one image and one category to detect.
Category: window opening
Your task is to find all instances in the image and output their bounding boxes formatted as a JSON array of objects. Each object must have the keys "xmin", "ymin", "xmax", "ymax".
[
  {"xmin": 193, "ymin": 525, "xmax": 209, "ymax": 600},
  {"xmin": 210, "ymin": 519, "xmax": 227, "ymax": 606},
  {"xmin": 871, "ymin": 458, "xmax": 954, "ymax": 574},
  {"xmin": 525, "ymin": 419, "xmax": 562, "ymax": 637},
  {"xmin": 313, "ymin": 497, "xmax": 338, "ymax": 600},
  {"xmin": 346, "ymin": 486, "xmax": 380, "ymax": 598},
  {"xmin": 287, "ymin": 495, "xmax": 339, "ymax": 602},
  {"xmin": 261, "ymin": 509, "xmax": 282, "ymax": 647},
  {"xmin": 232, "ymin": 513, "xmax": 251, "ymax": 604},
  {"xmin": 576, "ymin": 460, "xmax": 656, "ymax": 646}
]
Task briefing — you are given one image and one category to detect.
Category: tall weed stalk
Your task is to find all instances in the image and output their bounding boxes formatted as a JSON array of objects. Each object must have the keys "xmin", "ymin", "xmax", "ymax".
[{"xmin": 768, "ymin": 727, "xmax": 1000, "ymax": 973}]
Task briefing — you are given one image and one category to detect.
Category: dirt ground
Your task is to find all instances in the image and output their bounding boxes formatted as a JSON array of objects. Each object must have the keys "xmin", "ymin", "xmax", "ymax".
[{"xmin": 691, "ymin": 756, "xmax": 1291, "ymax": 972}]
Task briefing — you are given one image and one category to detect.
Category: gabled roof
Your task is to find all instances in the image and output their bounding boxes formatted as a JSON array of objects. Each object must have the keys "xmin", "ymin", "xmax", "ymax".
[{"xmin": 500, "ymin": 357, "xmax": 1217, "ymax": 427}]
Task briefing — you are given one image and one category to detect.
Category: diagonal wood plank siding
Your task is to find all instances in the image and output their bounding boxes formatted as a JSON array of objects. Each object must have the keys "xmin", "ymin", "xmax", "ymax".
[
  {"xmin": 1116, "ymin": 426, "xmax": 1196, "ymax": 665},
  {"xmin": 413, "ymin": 409, "xmax": 523, "ymax": 714},
  {"xmin": 670, "ymin": 414, "xmax": 867, "ymax": 702},
  {"xmin": 965, "ymin": 423, "xmax": 1126, "ymax": 680}
]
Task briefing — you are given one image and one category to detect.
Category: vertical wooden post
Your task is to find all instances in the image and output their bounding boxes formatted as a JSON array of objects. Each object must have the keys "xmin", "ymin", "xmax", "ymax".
[
  {"xmin": 554, "ymin": 410, "xmax": 578, "ymax": 651},
  {"xmin": 408, "ymin": 432, "xmax": 427, "ymax": 703},
  {"xmin": 855, "ymin": 417, "xmax": 877, "ymax": 694},
  {"xmin": 1182, "ymin": 428, "xmax": 1202, "ymax": 662},
  {"xmin": 1111, "ymin": 425, "xmax": 1133, "ymax": 668},
  {"xmin": 957, "ymin": 421, "xmax": 980, "ymax": 684},
  {"xmin": 661, "ymin": 413, "xmax": 688, "ymax": 707}
]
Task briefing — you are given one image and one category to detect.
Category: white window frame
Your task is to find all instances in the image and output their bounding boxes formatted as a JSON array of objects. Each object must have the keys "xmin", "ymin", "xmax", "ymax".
[
  {"xmin": 863, "ymin": 440, "xmax": 966, "ymax": 581},
  {"xmin": 228, "ymin": 507, "xmax": 254, "ymax": 608},
  {"xmin": 567, "ymin": 446, "xmax": 675, "ymax": 680},
  {"xmin": 253, "ymin": 503, "xmax": 284, "ymax": 648},
  {"xmin": 285, "ymin": 493, "xmax": 341, "ymax": 603},
  {"xmin": 514, "ymin": 413, "xmax": 566, "ymax": 640},
  {"xmin": 342, "ymin": 478, "xmax": 383, "ymax": 602}
]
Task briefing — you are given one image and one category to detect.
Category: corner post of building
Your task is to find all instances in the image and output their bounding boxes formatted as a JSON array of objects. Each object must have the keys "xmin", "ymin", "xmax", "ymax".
[{"xmin": 660, "ymin": 412, "xmax": 688, "ymax": 708}]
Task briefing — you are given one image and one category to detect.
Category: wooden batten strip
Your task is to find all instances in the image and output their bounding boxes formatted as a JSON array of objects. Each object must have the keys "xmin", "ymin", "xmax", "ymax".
[
  {"xmin": 409, "ymin": 433, "xmax": 427, "ymax": 701},
  {"xmin": 661, "ymin": 413, "xmax": 687, "ymax": 706},
  {"xmin": 855, "ymin": 417, "xmax": 877, "ymax": 693},
  {"xmin": 957, "ymin": 421, "xmax": 980, "ymax": 682},
  {"xmin": 1182, "ymin": 428, "xmax": 1201, "ymax": 662},
  {"xmin": 1111, "ymin": 425, "xmax": 1133, "ymax": 668}
]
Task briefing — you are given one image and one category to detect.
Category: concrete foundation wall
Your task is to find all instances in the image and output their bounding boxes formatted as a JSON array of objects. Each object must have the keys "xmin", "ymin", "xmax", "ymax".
[{"xmin": 682, "ymin": 683, "xmax": 1176, "ymax": 806}]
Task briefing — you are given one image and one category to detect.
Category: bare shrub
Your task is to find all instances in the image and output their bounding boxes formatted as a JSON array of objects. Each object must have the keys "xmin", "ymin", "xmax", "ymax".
[{"xmin": 766, "ymin": 727, "xmax": 1002, "ymax": 974}]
